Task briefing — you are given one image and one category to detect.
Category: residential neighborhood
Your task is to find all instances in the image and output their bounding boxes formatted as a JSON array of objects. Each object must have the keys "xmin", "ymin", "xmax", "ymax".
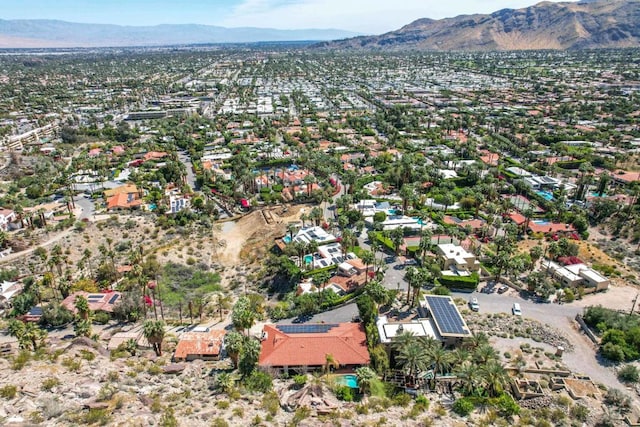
[{"xmin": 0, "ymin": 19, "xmax": 639, "ymax": 427}]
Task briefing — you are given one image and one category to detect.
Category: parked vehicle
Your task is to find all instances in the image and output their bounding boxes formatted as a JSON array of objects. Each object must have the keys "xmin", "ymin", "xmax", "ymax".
[
  {"xmin": 512, "ymin": 303, "xmax": 522, "ymax": 316},
  {"xmin": 469, "ymin": 297, "xmax": 480, "ymax": 312},
  {"xmin": 497, "ymin": 285, "xmax": 509, "ymax": 294}
]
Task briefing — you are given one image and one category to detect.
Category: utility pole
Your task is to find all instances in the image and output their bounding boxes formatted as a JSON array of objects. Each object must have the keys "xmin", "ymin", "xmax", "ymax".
[{"xmin": 630, "ymin": 293, "xmax": 639, "ymax": 316}]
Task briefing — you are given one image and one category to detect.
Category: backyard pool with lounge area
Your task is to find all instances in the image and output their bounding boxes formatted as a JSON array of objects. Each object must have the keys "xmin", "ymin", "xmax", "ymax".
[
  {"xmin": 536, "ymin": 190, "xmax": 554, "ymax": 201},
  {"xmin": 335, "ymin": 374, "xmax": 359, "ymax": 389}
]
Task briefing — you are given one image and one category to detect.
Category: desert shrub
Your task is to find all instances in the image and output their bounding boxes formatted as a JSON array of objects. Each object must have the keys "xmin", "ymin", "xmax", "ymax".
[
  {"xmin": 618, "ymin": 364, "xmax": 640, "ymax": 383},
  {"xmin": 39, "ymin": 303, "xmax": 74, "ymax": 328},
  {"xmin": 292, "ymin": 374, "xmax": 307, "ymax": 388},
  {"xmin": 261, "ymin": 391, "xmax": 280, "ymax": 416},
  {"xmin": 392, "ymin": 392, "xmax": 412, "ymax": 407},
  {"xmin": 93, "ymin": 311, "xmax": 111, "ymax": 324},
  {"xmin": 62, "ymin": 357, "xmax": 82, "ymax": 372},
  {"xmin": 604, "ymin": 388, "xmax": 631, "ymax": 410},
  {"xmin": 0, "ymin": 385, "xmax": 17, "ymax": 399},
  {"xmin": 292, "ymin": 407, "xmax": 311, "ymax": 424},
  {"xmin": 335, "ymin": 386, "xmax": 355, "ymax": 402},
  {"xmin": 160, "ymin": 407, "xmax": 178, "ymax": 427},
  {"xmin": 80, "ymin": 349, "xmax": 96, "ymax": 361},
  {"xmin": 148, "ymin": 364, "xmax": 163, "ymax": 375},
  {"xmin": 570, "ymin": 404, "xmax": 589, "ymax": 422},
  {"xmin": 41, "ymin": 377, "xmax": 61, "ymax": 391},
  {"xmin": 211, "ymin": 418, "xmax": 229, "ymax": 427},
  {"xmin": 11, "ymin": 350, "xmax": 31, "ymax": 370},
  {"xmin": 453, "ymin": 398, "xmax": 475, "ymax": 416},
  {"xmin": 216, "ymin": 400, "xmax": 230, "ymax": 409},
  {"xmin": 84, "ymin": 408, "xmax": 111, "ymax": 425},
  {"xmin": 244, "ymin": 370, "xmax": 272, "ymax": 393}
]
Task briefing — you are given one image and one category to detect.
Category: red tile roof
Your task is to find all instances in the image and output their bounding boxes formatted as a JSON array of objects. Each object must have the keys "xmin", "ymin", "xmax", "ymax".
[
  {"xmin": 259, "ymin": 323, "xmax": 370, "ymax": 368},
  {"xmin": 106, "ymin": 193, "xmax": 143, "ymax": 210},
  {"xmin": 174, "ymin": 329, "xmax": 226, "ymax": 360},
  {"xmin": 61, "ymin": 291, "xmax": 122, "ymax": 313}
]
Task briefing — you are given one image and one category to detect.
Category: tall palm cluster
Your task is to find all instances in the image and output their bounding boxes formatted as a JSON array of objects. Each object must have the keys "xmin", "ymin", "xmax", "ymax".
[{"xmin": 391, "ymin": 331, "xmax": 510, "ymax": 398}]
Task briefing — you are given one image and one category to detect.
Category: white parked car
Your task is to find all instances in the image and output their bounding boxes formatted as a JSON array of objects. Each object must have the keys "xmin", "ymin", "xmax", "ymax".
[
  {"xmin": 469, "ymin": 297, "xmax": 479, "ymax": 312},
  {"xmin": 512, "ymin": 303, "xmax": 522, "ymax": 316}
]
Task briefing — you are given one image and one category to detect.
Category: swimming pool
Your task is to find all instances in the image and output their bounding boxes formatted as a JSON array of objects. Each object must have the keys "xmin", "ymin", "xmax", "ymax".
[
  {"xmin": 283, "ymin": 236, "xmax": 292, "ymax": 243},
  {"xmin": 536, "ymin": 190, "xmax": 554, "ymax": 201},
  {"xmin": 532, "ymin": 219, "xmax": 550, "ymax": 226},
  {"xmin": 336, "ymin": 374, "xmax": 359, "ymax": 389},
  {"xmin": 303, "ymin": 254, "xmax": 314, "ymax": 264}
]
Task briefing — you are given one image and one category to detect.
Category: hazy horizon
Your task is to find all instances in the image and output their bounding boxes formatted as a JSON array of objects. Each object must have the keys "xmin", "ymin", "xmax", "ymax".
[{"xmin": 2, "ymin": 0, "xmax": 580, "ymax": 34}]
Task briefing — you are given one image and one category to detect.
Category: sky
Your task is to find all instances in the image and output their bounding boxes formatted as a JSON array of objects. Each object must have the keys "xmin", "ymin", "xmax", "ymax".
[{"xmin": 2, "ymin": 0, "xmax": 579, "ymax": 34}]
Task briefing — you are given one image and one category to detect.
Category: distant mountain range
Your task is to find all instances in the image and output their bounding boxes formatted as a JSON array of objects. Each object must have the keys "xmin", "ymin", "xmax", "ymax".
[
  {"xmin": 317, "ymin": 0, "xmax": 640, "ymax": 51},
  {"xmin": 0, "ymin": 20, "xmax": 361, "ymax": 48}
]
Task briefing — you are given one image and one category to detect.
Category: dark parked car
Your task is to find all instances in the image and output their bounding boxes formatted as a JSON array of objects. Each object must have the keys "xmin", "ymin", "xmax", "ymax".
[{"xmin": 497, "ymin": 285, "xmax": 509, "ymax": 294}]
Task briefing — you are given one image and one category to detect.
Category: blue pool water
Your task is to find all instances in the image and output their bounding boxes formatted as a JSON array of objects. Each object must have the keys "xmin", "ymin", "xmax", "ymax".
[
  {"xmin": 149, "ymin": 203, "xmax": 157, "ymax": 211},
  {"xmin": 532, "ymin": 219, "xmax": 550, "ymax": 225},
  {"xmin": 590, "ymin": 192, "xmax": 607, "ymax": 198},
  {"xmin": 283, "ymin": 236, "xmax": 292, "ymax": 243},
  {"xmin": 412, "ymin": 217, "xmax": 427, "ymax": 225},
  {"xmin": 536, "ymin": 190, "xmax": 554, "ymax": 201},
  {"xmin": 336, "ymin": 374, "xmax": 359, "ymax": 389},
  {"xmin": 304, "ymin": 255, "xmax": 314, "ymax": 264}
]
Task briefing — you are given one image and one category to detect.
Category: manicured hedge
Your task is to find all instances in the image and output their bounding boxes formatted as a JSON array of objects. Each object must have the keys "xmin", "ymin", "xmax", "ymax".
[{"xmin": 437, "ymin": 273, "xmax": 479, "ymax": 291}]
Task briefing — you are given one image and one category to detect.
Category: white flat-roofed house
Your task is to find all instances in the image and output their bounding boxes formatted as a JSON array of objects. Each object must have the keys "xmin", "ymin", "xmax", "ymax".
[
  {"xmin": 542, "ymin": 261, "xmax": 610, "ymax": 292},
  {"xmin": 0, "ymin": 208, "xmax": 16, "ymax": 231},
  {"xmin": 376, "ymin": 315, "xmax": 442, "ymax": 344},
  {"xmin": 436, "ymin": 243, "xmax": 480, "ymax": 275},
  {"xmin": 565, "ymin": 264, "xmax": 610, "ymax": 291}
]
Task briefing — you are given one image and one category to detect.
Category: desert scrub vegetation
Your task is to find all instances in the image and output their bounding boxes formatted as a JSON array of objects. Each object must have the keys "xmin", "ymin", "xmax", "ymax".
[
  {"xmin": 41, "ymin": 377, "xmax": 61, "ymax": 391},
  {"xmin": 0, "ymin": 384, "xmax": 17, "ymax": 399}
]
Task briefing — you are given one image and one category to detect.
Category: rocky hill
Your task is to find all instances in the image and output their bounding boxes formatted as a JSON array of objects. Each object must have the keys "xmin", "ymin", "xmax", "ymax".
[{"xmin": 316, "ymin": 0, "xmax": 640, "ymax": 51}]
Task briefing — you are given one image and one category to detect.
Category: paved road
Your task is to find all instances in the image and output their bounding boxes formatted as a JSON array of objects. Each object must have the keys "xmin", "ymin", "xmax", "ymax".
[
  {"xmin": 74, "ymin": 194, "xmax": 95, "ymax": 220},
  {"xmin": 178, "ymin": 151, "xmax": 198, "ymax": 191}
]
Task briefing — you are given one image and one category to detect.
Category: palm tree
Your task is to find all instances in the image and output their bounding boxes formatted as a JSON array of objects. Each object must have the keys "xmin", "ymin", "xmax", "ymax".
[
  {"xmin": 143, "ymin": 320, "xmax": 166, "ymax": 356},
  {"xmin": 215, "ymin": 372, "xmax": 238, "ymax": 394},
  {"xmin": 361, "ymin": 250, "xmax": 375, "ymax": 284},
  {"xmin": 324, "ymin": 353, "xmax": 340, "ymax": 375},
  {"xmin": 455, "ymin": 361, "xmax": 481, "ymax": 396},
  {"xmin": 404, "ymin": 266, "xmax": 417, "ymax": 304},
  {"xmin": 8, "ymin": 320, "xmax": 47, "ymax": 352},
  {"xmin": 479, "ymin": 360, "xmax": 509, "ymax": 397},
  {"xmin": 419, "ymin": 228, "xmax": 433, "ymax": 261},
  {"xmin": 74, "ymin": 319, "xmax": 92, "ymax": 337},
  {"xmin": 74, "ymin": 295, "xmax": 90, "ymax": 321},
  {"xmin": 396, "ymin": 340, "xmax": 429, "ymax": 383},
  {"xmin": 224, "ymin": 331, "xmax": 244, "ymax": 368},
  {"xmin": 462, "ymin": 332, "xmax": 489, "ymax": 351},
  {"xmin": 427, "ymin": 345, "xmax": 453, "ymax": 381},
  {"xmin": 473, "ymin": 344, "xmax": 499, "ymax": 364},
  {"xmin": 355, "ymin": 366, "xmax": 377, "ymax": 395}
]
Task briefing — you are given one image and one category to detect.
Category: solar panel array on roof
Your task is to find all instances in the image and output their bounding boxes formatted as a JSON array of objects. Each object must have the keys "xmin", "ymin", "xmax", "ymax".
[
  {"xmin": 108, "ymin": 294, "xmax": 120, "ymax": 304},
  {"xmin": 425, "ymin": 296, "xmax": 469, "ymax": 336},
  {"xmin": 29, "ymin": 307, "xmax": 43, "ymax": 315},
  {"xmin": 276, "ymin": 324, "xmax": 339, "ymax": 334}
]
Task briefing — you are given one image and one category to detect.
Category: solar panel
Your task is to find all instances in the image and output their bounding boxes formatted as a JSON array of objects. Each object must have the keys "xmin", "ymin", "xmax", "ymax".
[
  {"xmin": 425, "ymin": 296, "xmax": 469, "ymax": 336},
  {"xmin": 277, "ymin": 324, "xmax": 339, "ymax": 334},
  {"xmin": 108, "ymin": 294, "xmax": 120, "ymax": 304}
]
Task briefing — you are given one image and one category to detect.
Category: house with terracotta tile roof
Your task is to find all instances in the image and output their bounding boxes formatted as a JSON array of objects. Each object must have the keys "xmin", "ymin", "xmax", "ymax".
[
  {"xmin": 258, "ymin": 322, "xmax": 370, "ymax": 374},
  {"xmin": 61, "ymin": 291, "xmax": 122, "ymax": 314},
  {"xmin": 107, "ymin": 192, "xmax": 143, "ymax": 211},
  {"xmin": 174, "ymin": 328, "xmax": 226, "ymax": 362},
  {"xmin": 143, "ymin": 151, "xmax": 168, "ymax": 162}
]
